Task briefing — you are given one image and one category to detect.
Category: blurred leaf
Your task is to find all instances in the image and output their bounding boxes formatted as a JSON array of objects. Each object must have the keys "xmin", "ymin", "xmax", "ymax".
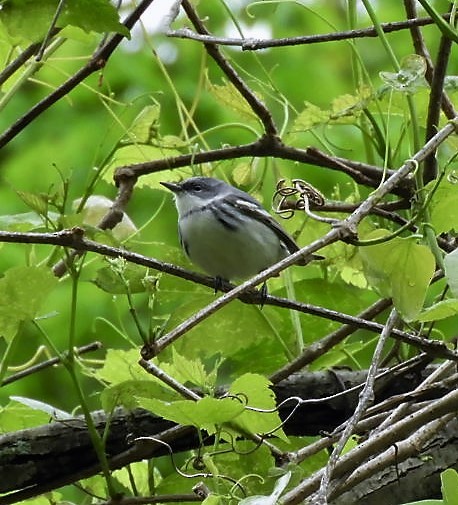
[
  {"xmin": 60, "ymin": 0, "xmax": 130, "ymax": 38},
  {"xmin": 16, "ymin": 190, "xmax": 49, "ymax": 216},
  {"xmin": 380, "ymin": 54, "xmax": 428, "ymax": 93},
  {"xmin": 121, "ymin": 105, "xmax": 161, "ymax": 145},
  {"xmin": 359, "ymin": 230, "xmax": 435, "ymax": 321},
  {"xmin": 113, "ymin": 461, "xmax": 150, "ymax": 497},
  {"xmin": 0, "ymin": 211, "xmax": 58, "ymax": 231},
  {"xmin": 0, "ymin": 265, "xmax": 58, "ymax": 342},
  {"xmin": 445, "ymin": 248, "xmax": 458, "ymax": 297},
  {"xmin": 1, "ymin": 0, "xmax": 129, "ymax": 43},
  {"xmin": 290, "ymin": 102, "xmax": 330, "ymax": 132},
  {"xmin": 207, "ymin": 76, "xmax": 261, "ymax": 124},
  {"xmin": 426, "ymin": 177, "xmax": 458, "ymax": 234}
]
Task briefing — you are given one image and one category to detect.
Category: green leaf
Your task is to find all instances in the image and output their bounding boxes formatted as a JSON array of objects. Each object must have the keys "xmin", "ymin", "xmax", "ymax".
[
  {"xmin": 380, "ymin": 54, "xmax": 428, "ymax": 93},
  {"xmin": 16, "ymin": 190, "xmax": 49, "ymax": 216},
  {"xmin": 0, "ymin": 400, "xmax": 51, "ymax": 432},
  {"xmin": 445, "ymin": 246, "xmax": 458, "ymax": 297},
  {"xmin": 121, "ymin": 105, "xmax": 161, "ymax": 145},
  {"xmin": 417, "ymin": 299, "xmax": 458, "ymax": 323},
  {"xmin": 60, "ymin": 0, "xmax": 130, "ymax": 38},
  {"xmin": 96, "ymin": 349, "xmax": 146, "ymax": 384},
  {"xmin": 93, "ymin": 263, "xmax": 148, "ymax": 294},
  {"xmin": 229, "ymin": 373, "xmax": 287, "ymax": 442},
  {"xmin": 140, "ymin": 396, "xmax": 245, "ymax": 433},
  {"xmin": 101, "ymin": 380, "xmax": 179, "ymax": 412},
  {"xmin": 0, "ymin": 265, "xmax": 58, "ymax": 342},
  {"xmin": 163, "ymin": 348, "xmax": 217, "ymax": 390},
  {"xmin": 1, "ymin": 0, "xmax": 129, "ymax": 43},
  {"xmin": 0, "ymin": 211, "xmax": 58, "ymax": 231},
  {"xmin": 9, "ymin": 396, "xmax": 72, "ymax": 419},
  {"xmin": 441, "ymin": 468, "xmax": 458, "ymax": 505},
  {"xmin": 113, "ymin": 462, "xmax": 150, "ymax": 497},
  {"xmin": 359, "ymin": 230, "xmax": 435, "ymax": 321},
  {"xmin": 207, "ymin": 76, "xmax": 261, "ymax": 124},
  {"xmin": 426, "ymin": 177, "xmax": 458, "ymax": 234},
  {"xmin": 290, "ymin": 102, "xmax": 330, "ymax": 132},
  {"xmin": 240, "ymin": 471, "xmax": 291, "ymax": 505}
]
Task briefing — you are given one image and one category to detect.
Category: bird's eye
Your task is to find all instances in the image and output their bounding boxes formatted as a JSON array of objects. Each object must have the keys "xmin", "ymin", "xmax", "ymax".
[{"xmin": 193, "ymin": 185, "xmax": 202, "ymax": 192}]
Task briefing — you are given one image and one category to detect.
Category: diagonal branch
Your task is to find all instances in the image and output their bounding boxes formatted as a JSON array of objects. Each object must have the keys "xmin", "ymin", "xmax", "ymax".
[{"xmin": 180, "ymin": 0, "xmax": 278, "ymax": 136}]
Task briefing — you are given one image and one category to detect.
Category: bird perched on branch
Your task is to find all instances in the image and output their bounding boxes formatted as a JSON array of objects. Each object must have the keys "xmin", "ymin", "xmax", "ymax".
[{"xmin": 161, "ymin": 176, "xmax": 322, "ymax": 284}]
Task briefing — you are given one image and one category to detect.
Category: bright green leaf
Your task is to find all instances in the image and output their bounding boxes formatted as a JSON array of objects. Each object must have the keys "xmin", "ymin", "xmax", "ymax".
[
  {"xmin": 96, "ymin": 349, "xmax": 146, "ymax": 385},
  {"xmin": 417, "ymin": 299, "xmax": 458, "ymax": 322},
  {"xmin": 207, "ymin": 76, "xmax": 261, "ymax": 124},
  {"xmin": 0, "ymin": 265, "xmax": 58, "ymax": 341},
  {"xmin": 140, "ymin": 396, "xmax": 245, "ymax": 433},
  {"xmin": 60, "ymin": 0, "xmax": 130, "ymax": 38},
  {"xmin": 101, "ymin": 380, "xmax": 179, "ymax": 412},
  {"xmin": 359, "ymin": 230, "xmax": 435, "ymax": 321},
  {"xmin": 441, "ymin": 468, "xmax": 458, "ymax": 505},
  {"xmin": 426, "ymin": 177, "xmax": 458, "ymax": 234},
  {"xmin": 0, "ymin": 400, "xmax": 51, "ymax": 433},
  {"xmin": 121, "ymin": 105, "xmax": 161, "ymax": 145},
  {"xmin": 290, "ymin": 102, "xmax": 330, "ymax": 132},
  {"xmin": 166, "ymin": 348, "xmax": 214, "ymax": 389},
  {"xmin": 1, "ymin": 0, "xmax": 129, "ymax": 43},
  {"xmin": 10, "ymin": 396, "xmax": 72, "ymax": 419}
]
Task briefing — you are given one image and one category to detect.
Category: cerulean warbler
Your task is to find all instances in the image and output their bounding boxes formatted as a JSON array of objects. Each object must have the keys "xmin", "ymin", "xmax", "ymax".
[{"xmin": 161, "ymin": 177, "xmax": 320, "ymax": 282}]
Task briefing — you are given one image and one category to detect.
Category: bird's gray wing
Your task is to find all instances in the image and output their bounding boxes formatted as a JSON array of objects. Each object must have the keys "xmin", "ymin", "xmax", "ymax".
[{"xmin": 225, "ymin": 193, "xmax": 301, "ymax": 254}]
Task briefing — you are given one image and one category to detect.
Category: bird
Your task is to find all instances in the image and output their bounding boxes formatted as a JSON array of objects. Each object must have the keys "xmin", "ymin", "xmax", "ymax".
[{"xmin": 160, "ymin": 176, "xmax": 321, "ymax": 285}]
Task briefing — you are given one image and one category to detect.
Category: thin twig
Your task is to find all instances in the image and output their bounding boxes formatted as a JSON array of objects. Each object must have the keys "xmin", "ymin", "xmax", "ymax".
[
  {"xmin": 181, "ymin": 0, "xmax": 278, "ymax": 136},
  {"xmin": 315, "ymin": 309, "xmax": 400, "ymax": 504},
  {"xmin": 1, "ymin": 341, "xmax": 102, "ymax": 386},
  {"xmin": 167, "ymin": 14, "xmax": 451, "ymax": 50},
  {"xmin": 280, "ymin": 386, "xmax": 458, "ymax": 504}
]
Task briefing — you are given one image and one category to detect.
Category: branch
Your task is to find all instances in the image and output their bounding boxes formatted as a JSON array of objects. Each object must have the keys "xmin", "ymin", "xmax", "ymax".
[
  {"xmin": 181, "ymin": 0, "xmax": 278, "ymax": 136},
  {"xmin": 143, "ymin": 119, "xmax": 457, "ymax": 359},
  {"xmin": 113, "ymin": 137, "xmax": 413, "ymax": 200},
  {"xmin": 167, "ymin": 14, "xmax": 451, "ymax": 50},
  {"xmin": 0, "ymin": 365, "xmax": 453, "ymax": 500}
]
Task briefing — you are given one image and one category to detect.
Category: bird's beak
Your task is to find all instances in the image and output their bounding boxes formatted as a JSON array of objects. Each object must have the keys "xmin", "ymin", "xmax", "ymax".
[{"xmin": 160, "ymin": 181, "xmax": 182, "ymax": 193}]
